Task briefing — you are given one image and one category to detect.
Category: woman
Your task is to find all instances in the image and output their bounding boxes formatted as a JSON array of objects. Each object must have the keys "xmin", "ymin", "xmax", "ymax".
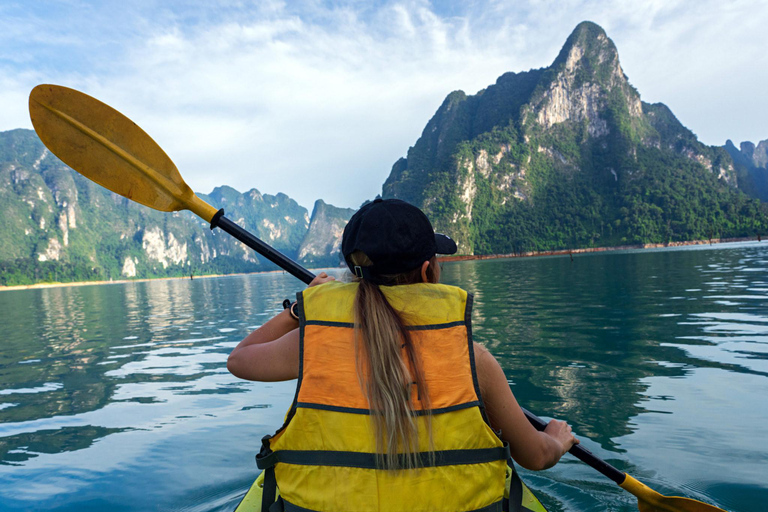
[{"xmin": 228, "ymin": 198, "xmax": 578, "ymax": 512}]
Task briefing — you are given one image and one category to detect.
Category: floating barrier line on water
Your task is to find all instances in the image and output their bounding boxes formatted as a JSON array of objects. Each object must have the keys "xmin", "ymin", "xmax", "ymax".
[{"xmin": 438, "ymin": 236, "xmax": 762, "ymax": 263}]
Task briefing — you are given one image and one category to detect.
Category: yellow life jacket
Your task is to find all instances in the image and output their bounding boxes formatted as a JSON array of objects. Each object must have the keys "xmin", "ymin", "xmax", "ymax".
[{"xmin": 256, "ymin": 281, "xmax": 509, "ymax": 512}]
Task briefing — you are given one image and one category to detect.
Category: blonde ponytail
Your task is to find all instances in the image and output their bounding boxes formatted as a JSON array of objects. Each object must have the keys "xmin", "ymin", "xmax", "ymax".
[{"xmin": 349, "ymin": 252, "xmax": 436, "ymax": 470}]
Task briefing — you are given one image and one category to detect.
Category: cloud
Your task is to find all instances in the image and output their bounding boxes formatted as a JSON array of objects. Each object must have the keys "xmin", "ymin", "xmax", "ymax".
[{"xmin": 1, "ymin": 1, "xmax": 767, "ymax": 210}]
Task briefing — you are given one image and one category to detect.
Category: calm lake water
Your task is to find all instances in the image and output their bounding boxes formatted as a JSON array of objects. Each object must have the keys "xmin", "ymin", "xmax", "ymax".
[{"xmin": 1, "ymin": 242, "xmax": 767, "ymax": 511}]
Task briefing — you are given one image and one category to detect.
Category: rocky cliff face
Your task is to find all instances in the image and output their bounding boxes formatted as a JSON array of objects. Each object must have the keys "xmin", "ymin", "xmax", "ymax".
[
  {"xmin": 740, "ymin": 140, "xmax": 768, "ymax": 168},
  {"xmin": 725, "ymin": 138, "xmax": 768, "ymax": 202},
  {"xmin": 298, "ymin": 200, "xmax": 355, "ymax": 268},
  {"xmin": 199, "ymin": 185, "xmax": 310, "ymax": 262},
  {"xmin": 382, "ymin": 21, "xmax": 759, "ymax": 253},
  {"xmin": 529, "ymin": 22, "xmax": 642, "ymax": 135},
  {"xmin": 0, "ymin": 129, "xmax": 342, "ymax": 285}
]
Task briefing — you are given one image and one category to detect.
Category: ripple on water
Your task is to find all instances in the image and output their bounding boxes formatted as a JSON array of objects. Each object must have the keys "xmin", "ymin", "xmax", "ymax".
[{"xmin": 0, "ymin": 383, "xmax": 63, "ymax": 396}]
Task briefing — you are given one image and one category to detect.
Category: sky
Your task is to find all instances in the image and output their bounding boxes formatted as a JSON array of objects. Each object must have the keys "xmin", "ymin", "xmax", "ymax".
[{"xmin": 1, "ymin": 0, "xmax": 767, "ymax": 211}]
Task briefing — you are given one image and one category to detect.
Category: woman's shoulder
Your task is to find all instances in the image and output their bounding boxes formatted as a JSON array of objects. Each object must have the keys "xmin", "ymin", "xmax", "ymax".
[
  {"xmin": 380, "ymin": 283, "xmax": 469, "ymax": 325},
  {"xmin": 392, "ymin": 282, "xmax": 470, "ymax": 305},
  {"xmin": 302, "ymin": 280, "xmax": 357, "ymax": 298},
  {"xmin": 300, "ymin": 281, "xmax": 357, "ymax": 323}
]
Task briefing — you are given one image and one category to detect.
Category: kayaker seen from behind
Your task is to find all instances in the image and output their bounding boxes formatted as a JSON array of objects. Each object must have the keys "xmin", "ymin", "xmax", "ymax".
[{"xmin": 227, "ymin": 198, "xmax": 578, "ymax": 512}]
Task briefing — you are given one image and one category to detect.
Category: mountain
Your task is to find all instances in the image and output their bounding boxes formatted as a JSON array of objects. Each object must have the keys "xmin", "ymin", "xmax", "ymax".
[
  {"xmin": 297, "ymin": 200, "xmax": 356, "ymax": 268},
  {"xmin": 199, "ymin": 185, "xmax": 310, "ymax": 257},
  {"xmin": 724, "ymin": 139, "xmax": 768, "ymax": 202},
  {"xmin": 0, "ymin": 129, "xmax": 344, "ymax": 286},
  {"xmin": 382, "ymin": 21, "xmax": 767, "ymax": 253}
]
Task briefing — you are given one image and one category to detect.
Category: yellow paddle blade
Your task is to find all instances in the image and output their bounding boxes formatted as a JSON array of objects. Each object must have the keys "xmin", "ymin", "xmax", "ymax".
[
  {"xmin": 621, "ymin": 475, "xmax": 727, "ymax": 512},
  {"xmin": 29, "ymin": 84, "xmax": 218, "ymax": 223}
]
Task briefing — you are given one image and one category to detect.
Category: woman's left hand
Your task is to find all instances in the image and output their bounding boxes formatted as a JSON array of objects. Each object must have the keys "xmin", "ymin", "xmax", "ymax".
[
  {"xmin": 228, "ymin": 274, "xmax": 334, "ymax": 383},
  {"xmin": 309, "ymin": 272, "xmax": 335, "ymax": 287}
]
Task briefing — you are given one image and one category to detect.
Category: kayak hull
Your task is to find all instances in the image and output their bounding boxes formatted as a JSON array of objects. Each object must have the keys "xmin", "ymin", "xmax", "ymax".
[{"xmin": 234, "ymin": 465, "xmax": 548, "ymax": 512}]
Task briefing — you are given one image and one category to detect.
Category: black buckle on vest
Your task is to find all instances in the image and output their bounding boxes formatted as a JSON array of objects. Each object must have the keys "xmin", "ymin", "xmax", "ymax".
[{"xmin": 256, "ymin": 435, "xmax": 278, "ymax": 469}]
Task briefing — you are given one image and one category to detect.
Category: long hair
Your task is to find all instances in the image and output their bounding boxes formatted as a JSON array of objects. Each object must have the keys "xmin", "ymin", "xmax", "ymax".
[{"xmin": 348, "ymin": 251, "xmax": 439, "ymax": 470}]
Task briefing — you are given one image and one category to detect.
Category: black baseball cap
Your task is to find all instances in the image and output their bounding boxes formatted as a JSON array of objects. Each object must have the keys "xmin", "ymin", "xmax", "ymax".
[{"xmin": 342, "ymin": 198, "xmax": 457, "ymax": 280}]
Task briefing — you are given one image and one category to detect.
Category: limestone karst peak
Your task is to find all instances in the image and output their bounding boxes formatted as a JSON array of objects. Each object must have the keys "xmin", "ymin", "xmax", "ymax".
[
  {"xmin": 379, "ymin": 21, "xmax": 764, "ymax": 255},
  {"xmin": 550, "ymin": 21, "xmax": 624, "ymax": 86}
]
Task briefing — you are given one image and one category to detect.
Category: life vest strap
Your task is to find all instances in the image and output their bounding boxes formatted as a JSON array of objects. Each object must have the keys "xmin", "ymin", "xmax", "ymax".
[
  {"xmin": 294, "ymin": 400, "xmax": 483, "ymax": 416},
  {"xmin": 507, "ymin": 458, "xmax": 523, "ymax": 512},
  {"xmin": 303, "ymin": 319, "xmax": 469, "ymax": 331},
  {"xmin": 276, "ymin": 496, "xmax": 507, "ymax": 512},
  {"xmin": 257, "ymin": 445, "xmax": 510, "ymax": 470},
  {"xmin": 261, "ymin": 466, "xmax": 278, "ymax": 512}
]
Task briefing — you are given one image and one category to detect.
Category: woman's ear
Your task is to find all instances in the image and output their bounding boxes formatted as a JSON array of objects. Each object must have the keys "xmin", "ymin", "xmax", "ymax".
[{"xmin": 420, "ymin": 260, "xmax": 431, "ymax": 283}]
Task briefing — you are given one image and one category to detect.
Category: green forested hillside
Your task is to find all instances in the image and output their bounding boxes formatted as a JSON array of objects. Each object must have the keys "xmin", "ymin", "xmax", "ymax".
[
  {"xmin": 383, "ymin": 21, "xmax": 768, "ymax": 254},
  {"xmin": 0, "ymin": 130, "xmax": 333, "ymax": 286}
]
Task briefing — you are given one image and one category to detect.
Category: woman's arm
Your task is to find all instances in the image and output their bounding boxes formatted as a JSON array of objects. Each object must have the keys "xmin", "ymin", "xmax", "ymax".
[
  {"xmin": 227, "ymin": 272, "xmax": 334, "ymax": 382},
  {"xmin": 474, "ymin": 342, "xmax": 578, "ymax": 470},
  {"xmin": 227, "ymin": 318, "xmax": 301, "ymax": 382}
]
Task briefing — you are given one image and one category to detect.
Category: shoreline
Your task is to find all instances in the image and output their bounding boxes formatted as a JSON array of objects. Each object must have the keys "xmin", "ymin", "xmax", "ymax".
[
  {"xmin": 0, "ymin": 236, "xmax": 761, "ymax": 292},
  {"xmin": 437, "ymin": 236, "xmax": 761, "ymax": 263},
  {"xmin": 0, "ymin": 269, "xmax": 290, "ymax": 293}
]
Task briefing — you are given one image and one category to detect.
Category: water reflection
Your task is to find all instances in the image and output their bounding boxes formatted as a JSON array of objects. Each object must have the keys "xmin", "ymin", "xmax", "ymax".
[
  {"xmin": 0, "ymin": 271, "xmax": 321, "ymax": 511},
  {"xmin": 0, "ymin": 272, "xmax": 314, "ymax": 437},
  {"xmin": 444, "ymin": 255, "xmax": 669, "ymax": 446},
  {"xmin": 0, "ymin": 425, "xmax": 128, "ymax": 466},
  {"xmin": 444, "ymin": 243, "xmax": 768, "ymax": 511}
]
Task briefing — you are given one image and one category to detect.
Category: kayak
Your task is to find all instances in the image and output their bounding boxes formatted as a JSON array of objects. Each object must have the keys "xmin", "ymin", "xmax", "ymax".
[{"xmin": 233, "ymin": 463, "xmax": 549, "ymax": 512}]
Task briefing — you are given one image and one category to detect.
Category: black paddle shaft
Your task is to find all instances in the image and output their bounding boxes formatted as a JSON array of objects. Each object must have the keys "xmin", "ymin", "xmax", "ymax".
[
  {"xmin": 211, "ymin": 209, "xmax": 316, "ymax": 285},
  {"xmin": 522, "ymin": 408, "xmax": 627, "ymax": 485}
]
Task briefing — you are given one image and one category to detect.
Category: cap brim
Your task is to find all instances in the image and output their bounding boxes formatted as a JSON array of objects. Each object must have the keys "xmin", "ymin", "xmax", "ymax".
[{"xmin": 435, "ymin": 233, "xmax": 457, "ymax": 255}]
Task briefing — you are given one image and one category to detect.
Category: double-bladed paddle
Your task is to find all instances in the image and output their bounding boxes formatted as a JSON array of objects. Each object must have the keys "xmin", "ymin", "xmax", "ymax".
[{"xmin": 28, "ymin": 84, "xmax": 726, "ymax": 512}]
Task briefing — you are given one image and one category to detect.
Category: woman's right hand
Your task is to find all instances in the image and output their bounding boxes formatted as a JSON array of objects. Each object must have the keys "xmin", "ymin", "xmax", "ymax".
[
  {"xmin": 544, "ymin": 419, "xmax": 579, "ymax": 455},
  {"xmin": 308, "ymin": 271, "xmax": 335, "ymax": 288}
]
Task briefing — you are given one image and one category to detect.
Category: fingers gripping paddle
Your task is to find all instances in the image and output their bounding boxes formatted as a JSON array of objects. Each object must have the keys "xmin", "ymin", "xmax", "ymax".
[
  {"xmin": 523, "ymin": 409, "xmax": 726, "ymax": 512},
  {"xmin": 29, "ymin": 84, "xmax": 315, "ymax": 285},
  {"xmin": 29, "ymin": 84, "xmax": 726, "ymax": 512}
]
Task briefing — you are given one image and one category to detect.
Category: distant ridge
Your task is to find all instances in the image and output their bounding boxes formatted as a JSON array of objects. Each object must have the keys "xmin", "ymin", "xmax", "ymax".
[
  {"xmin": 298, "ymin": 200, "xmax": 355, "ymax": 268},
  {"xmin": 724, "ymin": 139, "xmax": 768, "ymax": 202}
]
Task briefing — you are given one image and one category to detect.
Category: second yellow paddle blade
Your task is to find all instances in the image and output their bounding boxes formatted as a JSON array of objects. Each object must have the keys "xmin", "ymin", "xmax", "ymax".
[
  {"xmin": 29, "ymin": 84, "xmax": 217, "ymax": 222},
  {"xmin": 621, "ymin": 475, "xmax": 726, "ymax": 512}
]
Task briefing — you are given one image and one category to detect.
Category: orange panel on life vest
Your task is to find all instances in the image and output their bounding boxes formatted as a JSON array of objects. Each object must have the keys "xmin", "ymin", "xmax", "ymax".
[{"xmin": 298, "ymin": 324, "xmax": 478, "ymax": 411}]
